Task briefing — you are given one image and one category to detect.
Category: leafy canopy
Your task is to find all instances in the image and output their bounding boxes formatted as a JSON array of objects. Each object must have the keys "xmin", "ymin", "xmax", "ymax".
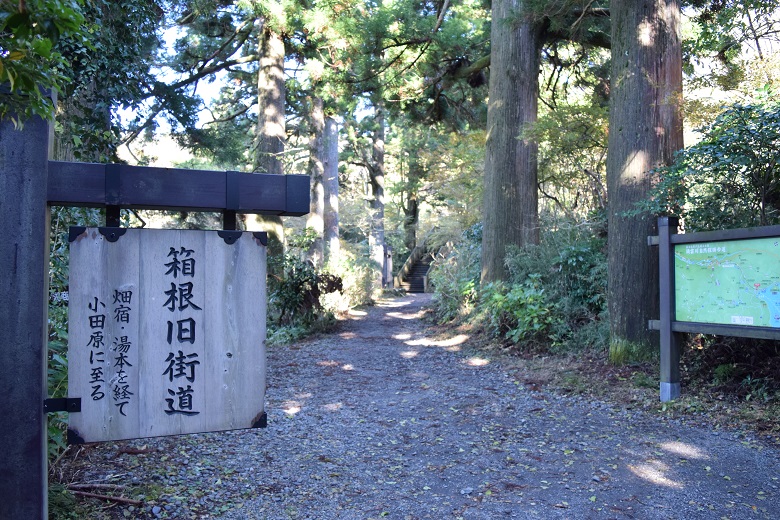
[
  {"xmin": 0, "ymin": 0, "xmax": 87, "ymax": 125},
  {"xmin": 646, "ymin": 92, "xmax": 780, "ymax": 231}
]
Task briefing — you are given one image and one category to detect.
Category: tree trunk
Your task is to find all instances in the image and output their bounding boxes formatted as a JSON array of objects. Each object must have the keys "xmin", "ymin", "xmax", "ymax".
[
  {"xmin": 481, "ymin": 0, "xmax": 541, "ymax": 283},
  {"xmin": 607, "ymin": 0, "xmax": 683, "ymax": 362},
  {"xmin": 369, "ymin": 102, "xmax": 387, "ymax": 287},
  {"xmin": 306, "ymin": 96, "xmax": 325, "ymax": 266},
  {"xmin": 253, "ymin": 26, "xmax": 286, "ymax": 265},
  {"xmin": 53, "ymin": 81, "xmax": 112, "ymax": 163},
  {"xmin": 323, "ymin": 116, "xmax": 340, "ymax": 264},
  {"xmin": 403, "ymin": 190, "xmax": 419, "ymax": 252}
]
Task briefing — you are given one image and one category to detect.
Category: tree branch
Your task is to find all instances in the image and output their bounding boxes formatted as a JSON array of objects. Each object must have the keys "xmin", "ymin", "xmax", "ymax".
[
  {"xmin": 167, "ymin": 54, "xmax": 259, "ymax": 92},
  {"xmin": 199, "ymin": 19, "xmax": 254, "ymax": 73}
]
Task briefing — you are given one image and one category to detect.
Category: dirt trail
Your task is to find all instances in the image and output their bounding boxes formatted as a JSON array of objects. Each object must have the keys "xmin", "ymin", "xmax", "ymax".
[{"xmin": 70, "ymin": 294, "xmax": 780, "ymax": 519}]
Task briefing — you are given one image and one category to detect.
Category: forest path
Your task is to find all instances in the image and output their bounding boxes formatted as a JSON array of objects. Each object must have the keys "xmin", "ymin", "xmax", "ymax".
[{"xmin": 70, "ymin": 294, "xmax": 780, "ymax": 519}]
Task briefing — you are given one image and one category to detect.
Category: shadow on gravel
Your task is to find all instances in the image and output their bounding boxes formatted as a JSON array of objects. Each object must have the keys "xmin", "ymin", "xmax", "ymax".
[{"xmin": 55, "ymin": 294, "xmax": 780, "ymax": 520}]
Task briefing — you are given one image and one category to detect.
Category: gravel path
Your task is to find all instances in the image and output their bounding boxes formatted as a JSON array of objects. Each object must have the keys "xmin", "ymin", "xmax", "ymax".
[{"xmin": 71, "ymin": 294, "xmax": 780, "ymax": 519}]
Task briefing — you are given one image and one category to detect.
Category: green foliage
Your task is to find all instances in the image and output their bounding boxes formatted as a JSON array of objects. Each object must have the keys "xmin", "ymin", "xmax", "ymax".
[
  {"xmin": 430, "ymin": 216, "xmax": 609, "ymax": 352},
  {"xmin": 683, "ymin": 1, "xmax": 780, "ymax": 90},
  {"xmin": 55, "ymin": 0, "xmax": 162, "ymax": 161},
  {"xmin": 528, "ymin": 100, "xmax": 608, "ymax": 218},
  {"xmin": 714, "ymin": 363, "xmax": 737, "ymax": 384},
  {"xmin": 504, "ymin": 216, "xmax": 608, "ymax": 351},
  {"xmin": 478, "ymin": 277, "xmax": 558, "ymax": 346},
  {"xmin": 269, "ymin": 228, "xmax": 343, "ymax": 327},
  {"xmin": 325, "ymin": 245, "xmax": 382, "ymax": 310},
  {"xmin": 0, "ymin": 0, "xmax": 87, "ymax": 125},
  {"xmin": 428, "ymin": 223, "xmax": 482, "ymax": 322},
  {"xmin": 608, "ymin": 337, "xmax": 655, "ymax": 365},
  {"xmin": 270, "ymin": 254, "xmax": 343, "ymax": 325},
  {"xmin": 682, "ymin": 334, "xmax": 780, "ymax": 403},
  {"xmin": 645, "ymin": 97, "xmax": 780, "ymax": 231}
]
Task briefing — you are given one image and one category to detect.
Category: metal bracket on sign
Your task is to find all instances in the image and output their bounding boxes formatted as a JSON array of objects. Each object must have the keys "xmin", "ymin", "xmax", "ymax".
[{"xmin": 44, "ymin": 398, "xmax": 81, "ymax": 414}]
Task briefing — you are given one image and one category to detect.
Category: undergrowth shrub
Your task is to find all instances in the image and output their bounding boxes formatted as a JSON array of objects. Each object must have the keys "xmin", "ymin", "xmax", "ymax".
[
  {"xmin": 504, "ymin": 217, "xmax": 608, "ymax": 352},
  {"xmin": 324, "ymin": 243, "xmax": 382, "ymax": 311},
  {"xmin": 682, "ymin": 335, "xmax": 780, "ymax": 403},
  {"xmin": 428, "ymin": 224, "xmax": 481, "ymax": 321},
  {"xmin": 267, "ymin": 233, "xmax": 383, "ymax": 345},
  {"xmin": 430, "ymin": 217, "xmax": 608, "ymax": 353},
  {"xmin": 477, "ymin": 276, "xmax": 558, "ymax": 345},
  {"xmin": 267, "ymin": 229, "xmax": 344, "ymax": 343}
]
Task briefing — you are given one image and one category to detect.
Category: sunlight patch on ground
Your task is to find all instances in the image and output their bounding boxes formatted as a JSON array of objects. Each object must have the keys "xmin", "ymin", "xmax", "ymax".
[
  {"xmin": 341, "ymin": 364, "xmax": 355, "ymax": 371},
  {"xmin": 400, "ymin": 350, "xmax": 419, "ymax": 359},
  {"xmin": 464, "ymin": 357, "xmax": 490, "ymax": 367},
  {"xmin": 317, "ymin": 360, "xmax": 340, "ymax": 367},
  {"xmin": 323, "ymin": 402, "xmax": 343, "ymax": 411},
  {"xmin": 660, "ymin": 441, "xmax": 709, "ymax": 460},
  {"xmin": 393, "ymin": 333, "xmax": 412, "ymax": 340},
  {"xmin": 628, "ymin": 462, "xmax": 683, "ymax": 489},
  {"xmin": 348, "ymin": 309, "xmax": 368, "ymax": 318},
  {"xmin": 406, "ymin": 333, "xmax": 470, "ymax": 352},
  {"xmin": 282, "ymin": 402, "xmax": 302, "ymax": 416},
  {"xmin": 387, "ymin": 310, "xmax": 427, "ymax": 320},
  {"xmin": 377, "ymin": 299, "xmax": 412, "ymax": 309},
  {"xmin": 340, "ymin": 332, "xmax": 357, "ymax": 339}
]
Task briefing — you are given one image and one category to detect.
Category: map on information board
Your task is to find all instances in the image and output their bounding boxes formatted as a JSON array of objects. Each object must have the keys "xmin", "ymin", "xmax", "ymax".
[{"xmin": 674, "ymin": 237, "xmax": 780, "ymax": 327}]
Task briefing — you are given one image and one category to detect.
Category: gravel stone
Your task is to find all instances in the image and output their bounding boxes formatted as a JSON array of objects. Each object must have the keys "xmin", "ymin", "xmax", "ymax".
[{"xmin": 67, "ymin": 294, "xmax": 780, "ymax": 519}]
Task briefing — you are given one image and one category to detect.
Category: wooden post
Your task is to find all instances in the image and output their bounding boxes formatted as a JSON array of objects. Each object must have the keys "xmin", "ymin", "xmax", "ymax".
[
  {"xmin": 0, "ymin": 113, "xmax": 51, "ymax": 518},
  {"xmin": 658, "ymin": 216, "xmax": 681, "ymax": 401}
]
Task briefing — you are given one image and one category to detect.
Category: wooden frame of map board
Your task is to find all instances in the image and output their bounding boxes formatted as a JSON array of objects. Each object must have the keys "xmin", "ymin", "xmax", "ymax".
[{"xmin": 649, "ymin": 217, "xmax": 780, "ymax": 401}]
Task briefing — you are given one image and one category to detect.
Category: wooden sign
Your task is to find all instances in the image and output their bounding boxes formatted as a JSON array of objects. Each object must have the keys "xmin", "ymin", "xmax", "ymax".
[{"xmin": 67, "ymin": 228, "xmax": 267, "ymax": 443}]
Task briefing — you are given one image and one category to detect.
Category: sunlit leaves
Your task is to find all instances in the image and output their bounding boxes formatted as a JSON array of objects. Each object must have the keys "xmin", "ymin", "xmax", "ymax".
[
  {"xmin": 683, "ymin": 0, "xmax": 780, "ymax": 90},
  {"xmin": 646, "ymin": 97, "xmax": 780, "ymax": 231},
  {"xmin": 0, "ymin": 0, "xmax": 87, "ymax": 125}
]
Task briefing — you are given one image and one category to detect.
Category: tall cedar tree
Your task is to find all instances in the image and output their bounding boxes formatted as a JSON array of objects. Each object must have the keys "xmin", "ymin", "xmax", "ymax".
[
  {"xmin": 481, "ymin": 0, "xmax": 541, "ymax": 283},
  {"xmin": 606, "ymin": 0, "xmax": 683, "ymax": 360}
]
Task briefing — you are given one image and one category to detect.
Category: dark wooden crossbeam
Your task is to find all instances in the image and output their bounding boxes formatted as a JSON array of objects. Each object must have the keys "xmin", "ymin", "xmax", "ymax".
[{"xmin": 47, "ymin": 161, "xmax": 310, "ymax": 216}]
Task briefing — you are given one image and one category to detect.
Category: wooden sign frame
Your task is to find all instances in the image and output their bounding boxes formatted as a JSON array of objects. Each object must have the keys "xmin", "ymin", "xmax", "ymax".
[
  {"xmin": 649, "ymin": 217, "xmax": 780, "ymax": 401},
  {"xmin": 0, "ymin": 112, "xmax": 309, "ymax": 519}
]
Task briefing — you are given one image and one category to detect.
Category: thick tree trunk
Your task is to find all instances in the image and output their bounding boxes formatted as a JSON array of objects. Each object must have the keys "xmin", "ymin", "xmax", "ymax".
[
  {"xmin": 323, "ymin": 116, "xmax": 340, "ymax": 264},
  {"xmin": 369, "ymin": 103, "xmax": 387, "ymax": 287},
  {"xmin": 481, "ymin": 0, "xmax": 541, "ymax": 283},
  {"xmin": 253, "ymin": 27, "xmax": 286, "ymax": 264},
  {"xmin": 53, "ymin": 81, "xmax": 112, "ymax": 162},
  {"xmin": 306, "ymin": 97, "xmax": 325, "ymax": 266},
  {"xmin": 607, "ymin": 0, "xmax": 683, "ymax": 362},
  {"xmin": 403, "ymin": 190, "xmax": 419, "ymax": 252}
]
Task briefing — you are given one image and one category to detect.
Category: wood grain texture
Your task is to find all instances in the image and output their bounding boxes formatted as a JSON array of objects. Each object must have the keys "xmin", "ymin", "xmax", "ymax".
[{"xmin": 68, "ymin": 229, "xmax": 266, "ymax": 442}]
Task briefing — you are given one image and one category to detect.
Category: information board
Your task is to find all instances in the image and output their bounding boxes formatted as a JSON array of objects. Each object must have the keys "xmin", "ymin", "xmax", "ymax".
[
  {"xmin": 674, "ymin": 237, "xmax": 780, "ymax": 327},
  {"xmin": 67, "ymin": 228, "xmax": 267, "ymax": 443}
]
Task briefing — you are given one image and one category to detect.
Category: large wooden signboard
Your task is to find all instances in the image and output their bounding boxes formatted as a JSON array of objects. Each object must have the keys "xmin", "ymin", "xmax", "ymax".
[
  {"xmin": 67, "ymin": 228, "xmax": 267, "ymax": 443},
  {"xmin": 650, "ymin": 218, "xmax": 780, "ymax": 402}
]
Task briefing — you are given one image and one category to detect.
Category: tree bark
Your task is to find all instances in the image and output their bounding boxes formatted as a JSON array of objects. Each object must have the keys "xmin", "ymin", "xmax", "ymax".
[
  {"xmin": 254, "ymin": 26, "xmax": 286, "ymax": 175},
  {"xmin": 481, "ymin": 0, "xmax": 541, "ymax": 283},
  {"xmin": 369, "ymin": 102, "xmax": 387, "ymax": 287},
  {"xmin": 253, "ymin": 26, "xmax": 286, "ymax": 263},
  {"xmin": 323, "ymin": 116, "xmax": 340, "ymax": 264},
  {"xmin": 606, "ymin": 0, "xmax": 683, "ymax": 361},
  {"xmin": 403, "ymin": 187, "xmax": 419, "ymax": 252},
  {"xmin": 306, "ymin": 96, "xmax": 325, "ymax": 266},
  {"xmin": 53, "ymin": 80, "xmax": 112, "ymax": 163}
]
